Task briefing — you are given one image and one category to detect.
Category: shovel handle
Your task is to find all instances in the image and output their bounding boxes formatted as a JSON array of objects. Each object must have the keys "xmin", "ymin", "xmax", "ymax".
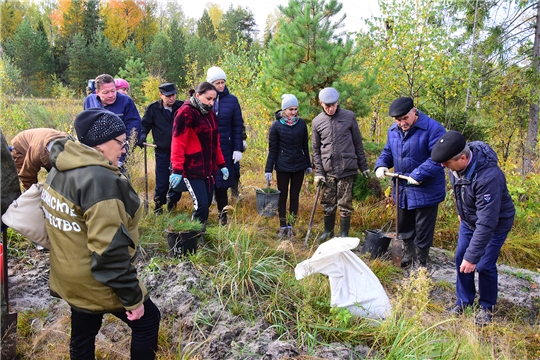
[
  {"xmin": 384, "ymin": 172, "xmax": 410, "ymax": 180},
  {"xmin": 143, "ymin": 143, "xmax": 157, "ymax": 148},
  {"xmin": 303, "ymin": 182, "xmax": 323, "ymax": 249}
]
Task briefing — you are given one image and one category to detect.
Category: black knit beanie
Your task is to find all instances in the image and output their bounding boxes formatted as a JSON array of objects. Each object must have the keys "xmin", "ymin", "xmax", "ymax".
[{"xmin": 74, "ymin": 108, "xmax": 126, "ymax": 147}]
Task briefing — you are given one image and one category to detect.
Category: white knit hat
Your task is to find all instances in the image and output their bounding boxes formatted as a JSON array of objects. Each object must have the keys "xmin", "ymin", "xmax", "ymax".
[
  {"xmin": 281, "ymin": 94, "xmax": 298, "ymax": 110},
  {"xmin": 206, "ymin": 66, "xmax": 227, "ymax": 84}
]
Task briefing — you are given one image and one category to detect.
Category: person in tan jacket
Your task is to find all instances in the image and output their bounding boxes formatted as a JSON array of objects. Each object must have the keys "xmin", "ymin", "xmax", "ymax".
[{"xmin": 10, "ymin": 128, "xmax": 69, "ymax": 190}]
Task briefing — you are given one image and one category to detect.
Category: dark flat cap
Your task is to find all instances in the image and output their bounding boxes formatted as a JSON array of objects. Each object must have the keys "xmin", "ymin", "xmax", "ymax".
[
  {"xmin": 389, "ymin": 97, "xmax": 414, "ymax": 117},
  {"xmin": 159, "ymin": 83, "xmax": 177, "ymax": 96},
  {"xmin": 431, "ymin": 130, "xmax": 467, "ymax": 163}
]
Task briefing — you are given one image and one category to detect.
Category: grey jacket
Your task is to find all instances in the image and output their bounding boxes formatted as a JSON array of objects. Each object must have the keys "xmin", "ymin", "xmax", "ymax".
[{"xmin": 312, "ymin": 107, "xmax": 368, "ymax": 179}]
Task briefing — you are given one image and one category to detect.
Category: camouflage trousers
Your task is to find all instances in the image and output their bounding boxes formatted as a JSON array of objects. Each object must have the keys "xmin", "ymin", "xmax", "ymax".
[{"xmin": 320, "ymin": 175, "xmax": 354, "ymax": 217}]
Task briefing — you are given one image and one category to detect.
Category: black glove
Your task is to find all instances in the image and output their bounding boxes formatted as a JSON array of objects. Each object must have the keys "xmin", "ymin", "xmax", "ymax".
[{"xmin": 137, "ymin": 134, "xmax": 147, "ymax": 148}]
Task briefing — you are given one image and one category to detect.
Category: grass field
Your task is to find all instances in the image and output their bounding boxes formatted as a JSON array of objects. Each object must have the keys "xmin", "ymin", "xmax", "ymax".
[{"xmin": 3, "ymin": 97, "xmax": 540, "ymax": 359}]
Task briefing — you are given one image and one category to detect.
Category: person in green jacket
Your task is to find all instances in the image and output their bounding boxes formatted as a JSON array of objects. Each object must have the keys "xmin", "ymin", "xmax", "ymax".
[{"xmin": 42, "ymin": 108, "xmax": 160, "ymax": 359}]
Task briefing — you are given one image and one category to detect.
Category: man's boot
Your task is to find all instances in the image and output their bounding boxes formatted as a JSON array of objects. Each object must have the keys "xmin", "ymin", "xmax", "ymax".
[
  {"xmin": 416, "ymin": 246, "xmax": 430, "ymax": 267},
  {"xmin": 154, "ymin": 197, "xmax": 163, "ymax": 215},
  {"xmin": 339, "ymin": 216, "xmax": 351, "ymax": 237},
  {"xmin": 401, "ymin": 240, "xmax": 417, "ymax": 267},
  {"xmin": 218, "ymin": 210, "xmax": 227, "ymax": 226},
  {"xmin": 199, "ymin": 223, "xmax": 207, "ymax": 246},
  {"xmin": 318, "ymin": 214, "xmax": 335, "ymax": 243},
  {"xmin": 167, "ymin": 199, "xmax": 177, "ymax": 212}
]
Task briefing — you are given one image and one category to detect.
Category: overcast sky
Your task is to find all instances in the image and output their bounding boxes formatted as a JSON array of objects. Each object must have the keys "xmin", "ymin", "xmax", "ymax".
[{"xmin": 178, "ymin": 0, "xmax": 381, "ymax": 36}]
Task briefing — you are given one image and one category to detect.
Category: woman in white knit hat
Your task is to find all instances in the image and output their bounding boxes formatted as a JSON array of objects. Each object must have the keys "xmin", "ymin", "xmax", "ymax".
[
  {"xmin": 206, "ymin": 66, "xmax": 245, "ymax": 225},
  {"xmin": 264, "ymin": 94, "xmax": 312, "ymax": 239}
]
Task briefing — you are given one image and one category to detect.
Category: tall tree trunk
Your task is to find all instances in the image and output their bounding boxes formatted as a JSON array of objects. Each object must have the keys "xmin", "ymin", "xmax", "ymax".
[
  {"xmin": 465, "ymin": 0, "xmax": 479, "ymax": 113},
  {"xmin": 524, "ymin": 0, "xmax": 540, "ymax": 174}
]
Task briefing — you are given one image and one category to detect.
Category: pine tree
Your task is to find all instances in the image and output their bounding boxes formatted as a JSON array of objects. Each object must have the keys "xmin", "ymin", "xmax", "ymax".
[
  {"xmin": 197, "ymin": 10, "xmax": 216, "ymax": 41},
  {"xmin": 146, "ymin": 31, "xmax": 170, "ymax": 78},
  {"xmin": 166, "ymin": 19, "xmax": 187, "ymax": 89},
  {"xmin": 259, "ymin": 0, "xmax": 377, "ymax": 120},
  {"xmin": 218, "ymin": 5, "xmax": 257, "ymax": 46},
  {"xmin": 117, "ymin": 57, "xmax": 149, "ymax": 104},
  {"xmin": 67, "ymin": 33, "xmax": 93, "ymax": 93},
  {"xmin": 89, "ymin": 31, "xmax": 122, "ymax": 76},
  {"xmin": 82, "ymin": 0, "xmax": 101, "ymax": 43},
  {"xmin": 4, "ymin": 18, "xmax": 53, "ymax": 95}
]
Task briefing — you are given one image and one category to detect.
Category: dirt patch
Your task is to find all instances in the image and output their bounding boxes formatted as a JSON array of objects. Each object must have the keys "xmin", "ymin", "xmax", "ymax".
[{"xmin": 6, "ymin": 244, "xmax": 540, "ymax": 358}]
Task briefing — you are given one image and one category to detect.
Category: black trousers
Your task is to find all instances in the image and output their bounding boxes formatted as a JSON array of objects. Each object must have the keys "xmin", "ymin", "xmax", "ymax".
[
  {"xmin": 276, "ymin": 170, "xmax": 305, "ymax": 227},
  {"xmin": 215, "ymin": 187, "xmax": 228, "ymax": 214},
  {"xmin": 70, "ymin": 298, "xmax": 161, "ymax": 360},
  {"xmin": 397, "ymin": 204, "xmax": 439, "ymax": 249}
]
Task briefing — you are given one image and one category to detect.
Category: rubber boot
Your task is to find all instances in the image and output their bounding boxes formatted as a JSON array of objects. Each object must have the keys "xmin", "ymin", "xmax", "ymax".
[
  {"xmin": 401, "ymin": 240, "xmax": 417, "ymax": 268},
  {"xmin": 318, "ymin": 214, "xmax": 335, "ymax": 243},
  {"xmin": 199, "ymin": 223, "xmax": 207, "ymax": 246},
  {"xmin": 416, "ymin": 246, "xmax": 430, "ymax": 268},
  {"xmin": 167, "ymin": 199, "xmax": 177, "ymax": 212},
  {"xmin": 231, "ymin": 179, "xmax": 240, "ymax": 199},
  {"xmin": 339, "ymin": 216, "xmax": 351, "ymax": 237},
  {"xmin": 154, "ymin": 197, "xmax": 164, "ymax": 215},
  {"xmin": 218, "ymin": 210, "xmax": 227, "ymax": 226}
]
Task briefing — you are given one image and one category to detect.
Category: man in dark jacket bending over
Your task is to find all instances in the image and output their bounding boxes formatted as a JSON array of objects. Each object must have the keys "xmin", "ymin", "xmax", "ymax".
[{"xmin": 431, "ymin": 130, "xmax": 515, "ymax": 325}]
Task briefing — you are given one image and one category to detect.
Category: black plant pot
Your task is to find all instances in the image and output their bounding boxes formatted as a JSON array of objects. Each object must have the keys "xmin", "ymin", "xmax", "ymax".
[
  {"xmin": 362, "ymin": 229, "xmax": 392, "ymax": 259},
  {"xmin": 166, "ymin": 230, "xmax": 199, "ymax": 257}
]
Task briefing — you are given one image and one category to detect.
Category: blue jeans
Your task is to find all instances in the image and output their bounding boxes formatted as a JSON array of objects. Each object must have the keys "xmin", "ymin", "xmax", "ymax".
[
  {"xmin": 154, "ymin": 151, "xmax": 171, "ymax": 204},
  {"xmin": 455, "ymin": 222, "xmax": 509, "ymax": 310},
  {"xmin": 69, "ymin": 298, "xmax": 160, "ymax": 360}
]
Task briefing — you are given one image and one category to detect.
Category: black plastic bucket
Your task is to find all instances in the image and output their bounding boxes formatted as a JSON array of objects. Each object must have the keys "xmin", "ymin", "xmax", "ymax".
[
  {"xmin": 167, "ymin": 230, "xmax": 199, "ymax": 257},
  {"xmin": 255, "ymin": 188, "xmax": 281, "ymax": 217},
  {"xmin": 362, "ymin": 229, "xmax": 392, "ymax": 259}
]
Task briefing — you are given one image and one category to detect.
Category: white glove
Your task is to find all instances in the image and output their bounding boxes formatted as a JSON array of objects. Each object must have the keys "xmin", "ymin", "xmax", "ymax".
[
  {"xmin": 362, "ymin": 169, "xmax": 370, "ymax": 178},
  {"xmin": 405, "ymin": 176, "xmax": 419, "ymax": 185},
  {"xmin": 375, "ymin": 167, "xmax": 388, "ymax": 179},
  {"xmin": 305, "ymin": 167, "xmax": 312, "ymax": 174},
  {"xmin": 232, "ymin": 151, "xmax": 242, "ymax": 164},
  {"xmin": 243, "ymin": 140, "xmax": 248, "ymax": 151},
  {"xmin": 265, "ymin": 172, "xmax": 272, "ymax": 182},
  {"xmin": 314, "ymin": 175, "xmax": 325, "ymax": 186}
]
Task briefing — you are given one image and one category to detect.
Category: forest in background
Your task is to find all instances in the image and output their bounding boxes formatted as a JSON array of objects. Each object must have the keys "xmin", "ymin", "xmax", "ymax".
[{"xmin": 1, "ymin": 0, "xmax": 540, "ymax": 176}]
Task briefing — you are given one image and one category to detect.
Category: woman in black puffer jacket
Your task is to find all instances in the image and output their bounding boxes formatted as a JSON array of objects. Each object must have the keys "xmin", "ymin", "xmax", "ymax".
[{"xmin": 264, "ymin": 94, "xmax": 312, "ymax": 239}]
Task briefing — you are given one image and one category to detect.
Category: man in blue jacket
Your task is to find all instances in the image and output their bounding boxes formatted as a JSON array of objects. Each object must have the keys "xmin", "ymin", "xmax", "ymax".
[
  {"xmin": 375, "ymin": 97, "xmax": 446, "ymax": 267},
  {"xmin": 83, "ymin": 74, "xmax": 142, "ymax": 169},
  {"xmin": 431, "ymin": 131, "xmax": 515, "ymax": 325}
]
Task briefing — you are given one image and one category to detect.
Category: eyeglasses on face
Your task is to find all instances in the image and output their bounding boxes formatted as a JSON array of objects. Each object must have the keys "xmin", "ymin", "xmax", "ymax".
[
  {"xmin": 113, "ymin": 138, "xmax": 129, "ymax": 149},
  {"xmin": 323, "ymin": 102, "xmax": 338, "ymax": 108}
]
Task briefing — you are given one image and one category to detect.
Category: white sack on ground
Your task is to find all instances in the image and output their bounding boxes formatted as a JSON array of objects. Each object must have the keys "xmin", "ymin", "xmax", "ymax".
[{"xmin": 295, "ymin": 237, "xmax": 391, "ymax": 319}]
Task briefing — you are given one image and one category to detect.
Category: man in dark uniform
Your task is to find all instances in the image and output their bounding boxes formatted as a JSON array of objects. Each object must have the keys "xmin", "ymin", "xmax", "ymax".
[
  {"xmin": 431, "ymin": 131, "xmax": 515, "ymax": 325},
  {"xmin": 139, "ymin": 83, "xmax": 183, "ymax": 214}
]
